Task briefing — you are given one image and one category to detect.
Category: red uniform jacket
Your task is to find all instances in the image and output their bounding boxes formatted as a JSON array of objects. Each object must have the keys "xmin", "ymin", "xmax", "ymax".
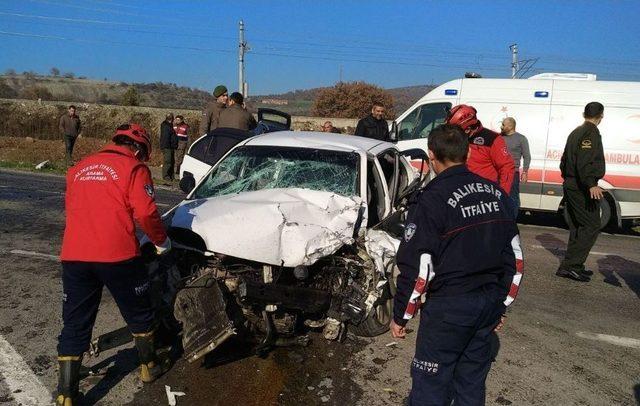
[
  {"xmin": 60, "ymin": 144, "xmax": 168, "ymax": 262},
  {"xmin": 467, "ymin": 128, "xmax": 515, "ymax": 194},
  {"xmin": 174, "ymin": 123, "xmax": 189, "ymax": 140}
]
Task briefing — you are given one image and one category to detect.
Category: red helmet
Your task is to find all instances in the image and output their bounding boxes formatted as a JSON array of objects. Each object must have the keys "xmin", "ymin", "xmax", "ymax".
[
  {"xmin": 446, "ymin": 104, "xmax": 482, "ymax": 135},
  {"xmin": 113, "ymin": 123, "xmax": 151, "ymax": 161}
]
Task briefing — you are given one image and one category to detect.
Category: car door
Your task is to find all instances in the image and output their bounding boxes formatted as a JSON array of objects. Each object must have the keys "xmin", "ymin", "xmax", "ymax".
[
  {"xmin": 373, "ymin": 149, "xmax": 422, "ymax": 237},
  {"xmin": 180, "ymin": 133, "xmax": 215, "ymax": 182},
  {"xmin": 180, "ymin": 128, "xmax": 253, "ymax": 183}
]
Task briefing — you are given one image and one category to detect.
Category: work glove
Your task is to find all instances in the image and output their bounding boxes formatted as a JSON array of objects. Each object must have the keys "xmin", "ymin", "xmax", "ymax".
[{"xmin": 155, "ymin": 238, "xmax": 172, "ymax": 256}]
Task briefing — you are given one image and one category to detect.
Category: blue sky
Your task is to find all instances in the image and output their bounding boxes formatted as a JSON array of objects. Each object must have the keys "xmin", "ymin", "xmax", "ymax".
[{"xmin": 1, "ymin": 0, "xmax": 639, "ymax": 94}]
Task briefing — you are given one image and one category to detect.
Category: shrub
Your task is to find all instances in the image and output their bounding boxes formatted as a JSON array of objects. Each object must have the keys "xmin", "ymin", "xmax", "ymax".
[
  {"xmin": 20, "ymin": 85, "xmax": 54, "ymax": 100},
  {"xmin": 121, "ymin": 86, "xmax": 139, "ymax": 106}
]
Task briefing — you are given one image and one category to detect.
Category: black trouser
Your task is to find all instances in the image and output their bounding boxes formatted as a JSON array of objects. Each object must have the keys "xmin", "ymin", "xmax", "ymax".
[
  {"xmin": 560, "ymin": 185, "xmax": 601, "ymax": 271},
  {"xmin": 57, "ymin": 258, "xmax": 154, "ymax": 356},
  {"xmin": 64, "ymin": 134, "xmax": 77, "ymax": 163},
  {"xmin": 162, "ymin": 148, "xmax": 175, "ymax": 180},
  {"xmin": 409, "ymin": 286, "xmax": 504, "ymax": 406}
]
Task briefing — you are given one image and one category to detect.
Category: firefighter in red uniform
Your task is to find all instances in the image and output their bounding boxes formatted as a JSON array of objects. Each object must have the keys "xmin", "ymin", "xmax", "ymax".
[
  {"xmin": 56, "ymin": 124, "xmax": 171, "ymax": 405},
  {"xmin": 446, "ymin": 104, "xmax": 515, "ymax": 195}
]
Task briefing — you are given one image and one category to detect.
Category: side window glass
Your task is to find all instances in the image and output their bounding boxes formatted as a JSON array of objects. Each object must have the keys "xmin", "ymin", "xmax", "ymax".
[
  {"xmin": 189, "ymin": 135, "xmax": 212, "ymax": 162},
  {"xmin": 398, "ymin": 102, "xmax": 451, "ymax": 141}
]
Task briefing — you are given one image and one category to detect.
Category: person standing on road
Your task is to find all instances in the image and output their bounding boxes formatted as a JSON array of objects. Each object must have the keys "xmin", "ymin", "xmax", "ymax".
[
  {"xmin": 56, "ymin": 124, "xmax": 172, "ymax": 405},
  {"xmin": 501, "ymin": 117, "xmax": 531, "ymax": 218},
  {"xmin": 354, "ymin": 102, "xmax": 390, "ymax": 140},
  {"xmin": 160, "ymin": 113, "xmax": 177, "ymax": 181},
  {"xmin": 198, "ymin": 85, "xmax": 228, "ymax": 135},
  {"xmin": 173, "ymin": 115, "xmax": 190, "ymax": 176},
  {"xmin": 391, "ymin": 124, "xmax": 524, "ymax": 405},
  {"xmin": 446, "ymin": 104, "xmax": 515, "ymax": 196},
  {"xmin": 59, "ymin": 105, "xmax": 82, "ymax": 166},
  {"xmin": 217, "ymin": 92, "xmax": 257, "ymax": 131},
  {"xmin": 556, "ymin": 102, "xmax": 606, "ymax": 282}
]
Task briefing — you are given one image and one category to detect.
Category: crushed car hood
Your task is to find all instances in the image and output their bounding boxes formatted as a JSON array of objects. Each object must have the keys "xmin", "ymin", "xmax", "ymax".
[{"xmin": 171, "ymin": 188, "xmax": 364, "ymax": 266}]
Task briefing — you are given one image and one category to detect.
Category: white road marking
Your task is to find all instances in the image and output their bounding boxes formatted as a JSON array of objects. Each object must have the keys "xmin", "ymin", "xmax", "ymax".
[
  {"xmin": 9, "ymin": 249, "xmax": 59, "ymax": 261},
  {"xmin": 0, "ymin": 335, "xmax": 52, "ymax": 405},
  {"xmin": 576, "ymin": 332, "xmax": 640, "ymax": 349},
  {"xmin": 530, "ymin": 244, "xmax": 611, "ymax": 257},
  {"xmin": 156, "ymin": 203, "xmax": 170, "ymax": 207}
]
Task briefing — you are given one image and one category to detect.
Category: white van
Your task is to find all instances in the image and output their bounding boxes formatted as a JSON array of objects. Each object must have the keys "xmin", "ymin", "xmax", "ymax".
[{"xmin": 393, "ymin": 73, "xmax": 640, "ymax": 227}]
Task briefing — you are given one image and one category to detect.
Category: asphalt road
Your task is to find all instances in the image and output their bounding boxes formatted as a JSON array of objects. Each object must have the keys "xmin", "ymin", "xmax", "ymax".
[{"xmin": 0, "ymin": 169, "xmax": 639, "ymax": 405}]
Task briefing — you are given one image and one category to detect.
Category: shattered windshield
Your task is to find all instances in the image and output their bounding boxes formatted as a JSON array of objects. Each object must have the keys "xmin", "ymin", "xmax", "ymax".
[{"xmin": 193, "ymin": 146, "xmax": 360, "ymax": 199}]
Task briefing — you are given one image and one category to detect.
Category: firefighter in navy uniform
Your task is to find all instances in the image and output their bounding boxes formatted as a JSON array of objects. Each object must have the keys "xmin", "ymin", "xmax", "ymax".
[
  {"xmin": 557, "ymin": 102, "xmax": 606, "ymax": 282},
  {"xmin": 56, "ymin": 124, "xmax": 172, "ymax": 406},
  {"xmin": 391, "ymin": 124, "xmax": 524, "ymax": 406}
]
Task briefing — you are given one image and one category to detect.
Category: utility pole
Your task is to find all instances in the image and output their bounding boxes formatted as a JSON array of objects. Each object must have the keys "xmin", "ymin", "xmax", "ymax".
[
  {"xmin": 339, "ymin": 65, "xmax": 343, "ymax": 83},
  {"xmin": 238, "ymin": 20, "xmax": 248, "ymax": 95},
  {"xmin": 510, "ymin": 43, "xmax": 519, "ymax": 79}
]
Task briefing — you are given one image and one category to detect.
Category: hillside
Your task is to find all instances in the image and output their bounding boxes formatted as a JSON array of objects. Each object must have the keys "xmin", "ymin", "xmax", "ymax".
[
  {"xmin": 0, "ymin": 74, "xmax": 210, "ymax": 110},
  {"xmin": 0, "ymin": 73, "xmax": 437, "ymax": 117}
]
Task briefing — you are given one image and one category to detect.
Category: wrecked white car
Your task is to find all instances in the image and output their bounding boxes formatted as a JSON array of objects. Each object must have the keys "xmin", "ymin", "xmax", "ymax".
[{"xmin": 151, "ymin": 132, "xmax": 428, "ymax": 361}]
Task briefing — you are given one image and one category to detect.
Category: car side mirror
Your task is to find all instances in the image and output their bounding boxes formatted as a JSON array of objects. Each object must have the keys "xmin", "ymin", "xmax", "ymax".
[
  {"xmin": 388, "ymin": 121, "xmax": 398, "ymax": 142},
  {"xmin": 179, "ymin": 173, "xmax": 196, "ymax": 194}
]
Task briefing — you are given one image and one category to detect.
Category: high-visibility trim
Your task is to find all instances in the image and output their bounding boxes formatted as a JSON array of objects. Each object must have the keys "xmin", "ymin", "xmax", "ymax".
[
  {"xmin": 57, "ymin": 355, "xmax": 82, "ymax": 361},
  {"xmin": 504, "ymin": 235, "xmax": 524, "ymax": 307},
  {"xmin": 132, "ymin": 330, "xmax": 155, "ymax": 338},
  {"xmin": 403, "ymin": 253, "xmax": 435, "ymax": 320}
]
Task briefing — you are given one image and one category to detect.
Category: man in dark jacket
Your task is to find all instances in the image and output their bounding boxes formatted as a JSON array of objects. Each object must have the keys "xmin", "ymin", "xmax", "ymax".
[
  {"xmin": 354, "ymin": 102, "xmax": 389, "ymax": 140},
  {"xmin": 199, "ymin": 85, "xmax": 228, "ymax": 135},
  {"xmin": 218, "ymin": 92, "xmax": 257, "ymax": 131},
  {"xmin": 160, "ymin": 113, "xmax": 178, "ymax": 181},
  {"xmin": 391, "ymin": 124, "xmax": 523, "ymax": 405},
  {"xmin": 557, "ymin": 102, "xmax": 606, "ymax": 282},
  {"xmin": 59, "ymin": 105, "xmax": 82, "ymax": 166}
]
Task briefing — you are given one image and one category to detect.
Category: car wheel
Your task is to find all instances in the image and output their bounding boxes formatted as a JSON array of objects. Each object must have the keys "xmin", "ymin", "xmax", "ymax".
[
  {"xmin": 350, "ymin": 286, "xmax": 393, "ymax": 337},
  {"xmin": 563, "ymin": 196, "xmax": 612, "ymax": 230}
]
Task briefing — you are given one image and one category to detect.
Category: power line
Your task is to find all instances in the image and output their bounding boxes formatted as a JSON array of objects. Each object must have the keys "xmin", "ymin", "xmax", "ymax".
[
  {"xmin": 3, "ymin": 10, "xmax": 639, "ymax": 69},
  {"xmin": 0, "ymin": 29, "xmax": 506, "ymax": 71},
  {"xmin": 0, "ymin": 30, "xmax": 235, "ymax": 54},
  {"xmin": 23, "ymin": 0, "xmax": 147, "ymax": 18},
  {"xmin": 0, "ymin": 11, "xmax": 510, "ymax": 61},
  {"xmin": 0, "ymin": 11, "xmax": 171, "ymax": 28}
]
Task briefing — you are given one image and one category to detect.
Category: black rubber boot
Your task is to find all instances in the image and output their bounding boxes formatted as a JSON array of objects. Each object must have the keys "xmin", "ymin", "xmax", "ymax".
[
  {"xmin": 133, "ymin": 331, "xmax": 168, "ymax": 383},
  {"xmin": 56, "ymin": 356, "xmax": 82, "ymax": 406}
]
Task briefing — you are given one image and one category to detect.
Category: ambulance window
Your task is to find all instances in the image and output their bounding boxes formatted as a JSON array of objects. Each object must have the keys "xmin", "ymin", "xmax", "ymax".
[{"xmin": 398, "ymin": 102, "xmax": 451, "ymax": 141}]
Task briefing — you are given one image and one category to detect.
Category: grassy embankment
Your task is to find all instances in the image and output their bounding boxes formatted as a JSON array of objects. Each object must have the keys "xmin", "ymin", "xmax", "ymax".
[
  {"xmin": 0, "ymin": 99, "xmax": 202, "ymax": 173},
  {"xmin": 0, "ymin": 99, "xmax": 349, "ymax": 174}
]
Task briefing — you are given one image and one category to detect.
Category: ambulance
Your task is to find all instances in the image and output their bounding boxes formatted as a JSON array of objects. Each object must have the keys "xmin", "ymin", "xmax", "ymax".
[{"xmin": 392, "ymin": 73, "xmax": 640, "ymax": 228}]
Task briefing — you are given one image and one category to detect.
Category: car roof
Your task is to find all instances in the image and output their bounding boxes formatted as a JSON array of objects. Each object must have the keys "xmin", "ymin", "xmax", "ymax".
[{"xmin": 243, "ymin": 131, "xmax": 396, "ymax": 154}]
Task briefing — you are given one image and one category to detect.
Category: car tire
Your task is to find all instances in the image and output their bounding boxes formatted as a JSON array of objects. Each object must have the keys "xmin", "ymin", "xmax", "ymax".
[
  {"xmin": 350, "ymin": 285, "xmax": 393, "ymax": 337},
  {"xmin": 563, "ymin": 196, "xmax": 612, "ymax": 230}
]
